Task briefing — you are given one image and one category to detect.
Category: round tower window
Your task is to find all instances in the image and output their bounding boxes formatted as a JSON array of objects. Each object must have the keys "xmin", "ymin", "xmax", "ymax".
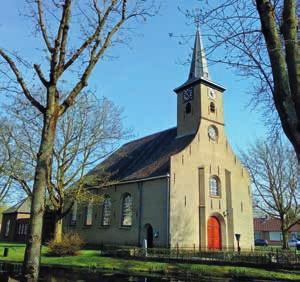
[{"xmin": 208, "ymin": 125, "xmax": 218, "ymax": 140}]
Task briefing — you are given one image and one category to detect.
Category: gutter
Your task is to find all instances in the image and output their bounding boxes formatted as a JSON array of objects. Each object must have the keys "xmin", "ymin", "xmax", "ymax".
[{"xmin": 87, "ymin": 174, "xmax": 169, "ymax": 190}]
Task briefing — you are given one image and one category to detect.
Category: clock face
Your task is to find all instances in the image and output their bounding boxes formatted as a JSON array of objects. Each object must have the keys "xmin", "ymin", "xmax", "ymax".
[
  {"xmin": 182, "ymin": 87, "xmax": 193, "ymax": 103},
  {"xmin": 208, "ymin": 88, "xmax": 216, "ymax": 100},
  {"xmin": 208, "ymin": 125, "xmax": 218, "ymax": 140}
]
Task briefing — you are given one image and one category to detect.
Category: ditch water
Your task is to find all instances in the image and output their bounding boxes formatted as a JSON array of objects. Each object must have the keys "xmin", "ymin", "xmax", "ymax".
[{"xmin": 0, "ymin": 263, "xmax": 269, "ymax": 282}]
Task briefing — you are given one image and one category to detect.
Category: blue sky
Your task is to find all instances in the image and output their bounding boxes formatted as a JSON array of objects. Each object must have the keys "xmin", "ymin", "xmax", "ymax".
[{"xmin": 0, "ymin": 0, "xmax": 267, "ymax": 152}]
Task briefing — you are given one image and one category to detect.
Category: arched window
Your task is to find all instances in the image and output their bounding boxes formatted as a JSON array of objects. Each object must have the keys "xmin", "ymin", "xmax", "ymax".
[
  {"xmin": 101, "ymin": 196, "xmax": 112, "ymax": 226},
  {"xmin": 70, "ymin": 201, "xmax": 77, "ymax": 225},
  {"xmin": 5, "ymin": 220, "xmax": 10, "ymax": 237},
  {"xmin": 210, "ymin": 102, "xmax": 215, "ymax": 113},
  {"xmin": 18, "ymin": 223, "xmax": 22, "ymax": 235},
  {"xmin": 185, "ymin": 102, "xmax": 191, "ymax": 114},
  {"xmin": 85, "ymin": 202, "xmax": 93, "ymax": 226},
  {"xmin": 24, "ymin": 224, "xmax": 28, "ymax": 235},
  {"xmin": 209, "ymin": 176, "xmax": 220, "ymax": 197},
  {"xmin": 21, "ymin": 224, "xmax": 24, "ymax": 235},
  {"xmin": 121, "ymin": 193, "xmax": 133, "ymax": 227}
]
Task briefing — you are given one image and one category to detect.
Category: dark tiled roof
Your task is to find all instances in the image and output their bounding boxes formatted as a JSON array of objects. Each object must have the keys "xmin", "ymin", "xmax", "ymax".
[
  {"xmin": 254, "ymin": 218, "xmax": 300, "ymax": 232},
  {"xmin": 89, "ymin": 127, "xmax": 194, "ymax": 182},
  {"xmin": 3, "ymin": 197, "xmax": 31, "ymax": 214}
]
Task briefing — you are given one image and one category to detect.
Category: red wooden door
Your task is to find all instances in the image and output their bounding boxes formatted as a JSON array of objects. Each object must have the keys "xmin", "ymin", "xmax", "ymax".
[{"xmin": 207, "ymin": 216, "xmax": 221, "ymax": 250}]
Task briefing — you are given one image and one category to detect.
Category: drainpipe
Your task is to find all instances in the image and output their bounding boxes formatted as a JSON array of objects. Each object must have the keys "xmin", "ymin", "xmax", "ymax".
[
  {"xmin": 137, "ymin": 182, "xmax": 143, "ymax": 246},
  {"xmin": 166, "ymin": 174, "xmax": 170, "ymax": 247}
]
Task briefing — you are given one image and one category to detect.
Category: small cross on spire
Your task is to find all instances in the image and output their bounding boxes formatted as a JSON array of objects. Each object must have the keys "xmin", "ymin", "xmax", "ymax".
[{"xmin": 194, "ymin": 14, "xmax": 201, "ymax": 31}]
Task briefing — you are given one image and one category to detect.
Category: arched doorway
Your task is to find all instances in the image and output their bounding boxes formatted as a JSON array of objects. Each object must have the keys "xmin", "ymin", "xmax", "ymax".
[
  {"xmin": 144, "ymin": 224, "xmax": 153, "ymax": 248},
  {"xmin": 207, "ymin": 216, "xmax": 221, "ymax": 250}
]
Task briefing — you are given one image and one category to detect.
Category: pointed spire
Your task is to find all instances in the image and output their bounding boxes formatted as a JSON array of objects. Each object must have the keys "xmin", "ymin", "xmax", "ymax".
[{"xmin": 188, "ymin": 29, "xmax": 210, "ymax": 80}]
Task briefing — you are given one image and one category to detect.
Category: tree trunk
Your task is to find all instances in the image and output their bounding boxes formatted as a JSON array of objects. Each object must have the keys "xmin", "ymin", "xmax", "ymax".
[
  {"xmin": 255, "ymin": 0, "xmax": 300, "ymax": 163},
  {"xmin": 281, "ymin": 229, "xmax": 289, "ymax": 249},
  {"xmin": 53, "ymin": 216, "xmax": 63, "ymax": 243},
  {"xmin": 22, "ymin": 105, "xmax": 58, "ymax": 281}
]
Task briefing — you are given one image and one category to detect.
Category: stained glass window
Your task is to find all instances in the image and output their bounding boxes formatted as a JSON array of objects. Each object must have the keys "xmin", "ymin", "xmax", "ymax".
[
  {"xmin": 209, "ymin": 176, "xmax": 220, "ymax": 197},
  {"xmin": 121, "ymin": 194, "xmax": 132, "ymax": 227},
  {"xmin": 70, "ymin": 201, "xmax": 77, "ymax": 225},
  {"xmin": 5, "ymin": 220, "xmax": 10, "ymax": 237},
  {"xmin": 101, "ymin": 196, "xmax": 112, "ymax": 226},
  {"xmin": 85, "ymin": 202, "xmax": 93, "ymax": 226}
]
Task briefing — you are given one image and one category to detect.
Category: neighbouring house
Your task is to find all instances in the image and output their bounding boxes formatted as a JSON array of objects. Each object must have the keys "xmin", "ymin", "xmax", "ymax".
[
  {"xmin": 62, "ymin": 30, "xmax": 254, "ymax": 250},
  {"xmin": 254, "ymin": 218, "xmax": 300, "ymax": 245},
  {"xmin": 0, "ymin": 198, "xmax": 55, "ymax": 243}
]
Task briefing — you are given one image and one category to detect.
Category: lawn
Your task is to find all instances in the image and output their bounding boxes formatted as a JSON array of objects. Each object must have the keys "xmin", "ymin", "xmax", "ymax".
[{"xmin": 0, "ymin": 242, "xmax": 300, "ymax": 281}]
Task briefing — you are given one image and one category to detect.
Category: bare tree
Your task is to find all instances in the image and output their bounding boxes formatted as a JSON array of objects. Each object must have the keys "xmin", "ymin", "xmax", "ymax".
[
  {"xmin": 0, "ymin": 1, "xmax": 157, "ymax": 280},
  {"xmin": 0, "ymin": 117, "xmax": 37, "ymax": 198},
  {"xmin": 241, "ymin": 139, "xmax": 300, "ymax": 249},
  {"xmin": 180, "ymin": 0, "xmax": 299, "ymax": 161},
  {"xmin": 0, "ymin": 92, "xmax": 128, "ymax": 242},
  {"xmin": 0, "ymin": 126, "xmax": 13, "ymax": 203}
]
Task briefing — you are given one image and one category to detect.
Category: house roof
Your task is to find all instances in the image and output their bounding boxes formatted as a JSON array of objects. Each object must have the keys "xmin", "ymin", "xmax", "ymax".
[
  {"xmin": 3, "ymin": 197, "xmax": 31, "ymax": 214},
  {"xmin": 88, "ymin": 127, "xmax": 194, "ymax": 183},
  {"xmin": 254, "ymin": 218, "xmax": 300, "ymax": 232}
]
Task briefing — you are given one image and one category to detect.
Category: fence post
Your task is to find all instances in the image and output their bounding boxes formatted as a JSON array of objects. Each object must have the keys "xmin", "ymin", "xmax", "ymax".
[
  {"xmin": 3, "ymin": 248, "xmax": 9, "ymax": 257},
  {"xmin": 176, "ymin": 243, "xmax": 179, "ymax": 259},
  {"xmin": 193, "ymin": 244, "xmax": 196, "ymax": 256},
  {"xmin": 276, "ymin": 248, "xmax": 279, "ymax": 264}
]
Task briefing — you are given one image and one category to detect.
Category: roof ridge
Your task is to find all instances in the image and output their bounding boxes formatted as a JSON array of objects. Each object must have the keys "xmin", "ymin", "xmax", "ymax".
[{"xmin": 123, "ymin": 127, "xmax": 176, "ymax": 147}]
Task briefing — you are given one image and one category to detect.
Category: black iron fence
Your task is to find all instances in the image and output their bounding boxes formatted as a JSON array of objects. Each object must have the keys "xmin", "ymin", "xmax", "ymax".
[{"xmin": 100, "ymin": 245, "xmax": 300, "ymax": 268}]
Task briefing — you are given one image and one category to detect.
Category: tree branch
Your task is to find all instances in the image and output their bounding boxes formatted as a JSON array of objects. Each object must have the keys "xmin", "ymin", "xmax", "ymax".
[
  {"xmin": 36, "ymin": 0, "xmax": 54, "ymax": 52},
  {"xmin": 0, "ymin": 49, "xmax": 45, "ymax": 113},
  {"xmin": 33, "ymin": 64, "xmax": 49, "ymax": 87},
  {"xmin": 58, "ymin": 0, "xmax": 72, "ymax": 69}
]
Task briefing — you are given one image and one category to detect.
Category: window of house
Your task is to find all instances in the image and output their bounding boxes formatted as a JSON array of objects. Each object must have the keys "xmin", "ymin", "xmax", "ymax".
[
  {"xmin": 210, "ymin": 102, "xmax": 215, "ymax": 113},
  {"xmin": 269, "ymin": 232, "xmax": 282, "ymax": 241},
  {"xmin": 5, "ymin": 220, "xmax": 10, "ymax": 237},
  {"xmin": 18, "ymin": 224, "xmax": 22, "ymax": 235},
  {"xmin": 85, "ymin": 202, "xmax": 93, "ymax": 226},
  {"xmin": 290, "ymin": 232, "xmax": 298, "ymax": 240},
  {"xmin": 24, "ymin": 224, "xmax": 28, "ymax": 235},
  {"xmin": 121, "ymin": 193, "xmax": 133, "ymax": 227},
  {"xmin": 70, "ymin": 201, "xmax": 77, "ymax": 225},
  {"xmin": 185, "ymin": 103, "xmax": 191, "ymax": 114},
  {"xmin": 101, "ymin": 196, "xmax": 112, "ymax": 226},
  {"xmin": 254, "ymin": 231, "xmax": 262, "ymax": 240},
  {"xmin": 18, "ymin": 223, "xmax": 27, "ymax": 235},
  {"xmin": 209, "ymin": 176, "xmax": 220, "ymax": 197}
]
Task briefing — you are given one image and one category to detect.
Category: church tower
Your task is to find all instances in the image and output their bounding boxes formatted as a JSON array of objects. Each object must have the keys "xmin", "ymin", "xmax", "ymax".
[{"xmin": 174, "ymin": 30, "xmax": 226, "ymax": 138}]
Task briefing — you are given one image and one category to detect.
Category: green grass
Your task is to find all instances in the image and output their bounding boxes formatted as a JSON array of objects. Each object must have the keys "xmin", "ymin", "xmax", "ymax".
[{"xmin": 0, "ymin": 242, "xmax": 299, "ymax": 281}]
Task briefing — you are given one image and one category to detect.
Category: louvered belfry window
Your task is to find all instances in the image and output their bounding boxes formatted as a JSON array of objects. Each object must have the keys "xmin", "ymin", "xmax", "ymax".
[
  {"xmin": 101, "ymin": 196, "xmax": 112, "ymax": 226},
  {"xmin": 121, "ymin": 193, "xmax": 132, "ymax": 227}
]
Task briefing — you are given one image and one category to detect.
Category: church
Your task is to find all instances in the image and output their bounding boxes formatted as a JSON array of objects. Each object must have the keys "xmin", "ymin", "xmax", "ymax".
[{"xmin": 63, "ymin": 30, "xmax": 254, "ymax": 250}]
